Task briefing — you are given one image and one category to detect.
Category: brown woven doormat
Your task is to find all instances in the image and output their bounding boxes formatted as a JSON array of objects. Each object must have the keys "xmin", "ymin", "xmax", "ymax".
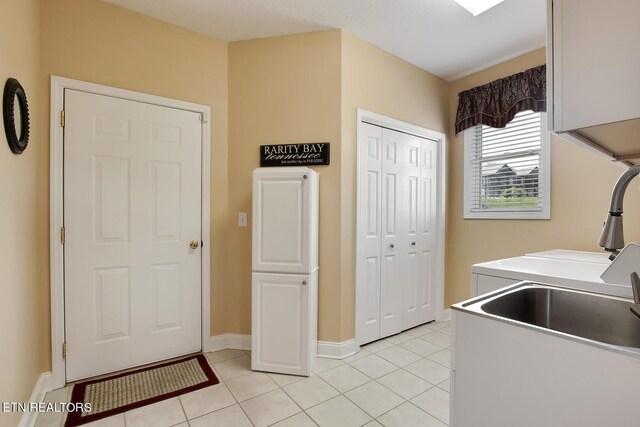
[{"xmin": 65, "ymin": 354, "xmax": 218, "ymax": 426}]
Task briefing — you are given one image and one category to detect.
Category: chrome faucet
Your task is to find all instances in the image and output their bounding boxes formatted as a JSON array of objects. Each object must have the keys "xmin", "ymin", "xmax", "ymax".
[{"xmin": 598, "ymin": 164, "xmax": 640, "ymax": 258}]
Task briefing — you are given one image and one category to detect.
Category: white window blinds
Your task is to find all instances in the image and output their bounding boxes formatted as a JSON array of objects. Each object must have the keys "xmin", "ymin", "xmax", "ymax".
[{"xmin": 464, "ymin": 111, "xmax": 550, "ymax": 219}]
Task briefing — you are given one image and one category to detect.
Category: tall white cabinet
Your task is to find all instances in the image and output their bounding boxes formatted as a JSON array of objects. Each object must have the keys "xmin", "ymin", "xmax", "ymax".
[
  {"xmin": 357, "ymin": 123, "xmax": 438, "ymax": 345},
  {"xmin": 251, "ymin": 167, "xmax": 319, "ymax": 376}
]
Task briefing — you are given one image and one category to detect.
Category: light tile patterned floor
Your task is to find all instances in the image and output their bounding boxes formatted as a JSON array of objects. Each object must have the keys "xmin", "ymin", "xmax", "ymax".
[{"xmin": 36, "ymin": 320, "xmax": 450, "ymax": 427}]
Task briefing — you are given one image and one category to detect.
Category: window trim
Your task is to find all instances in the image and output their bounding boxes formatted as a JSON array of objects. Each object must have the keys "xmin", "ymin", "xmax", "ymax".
[{"xmin": 463, "ymin": 112, "xmax": 551, "ymax": 220}]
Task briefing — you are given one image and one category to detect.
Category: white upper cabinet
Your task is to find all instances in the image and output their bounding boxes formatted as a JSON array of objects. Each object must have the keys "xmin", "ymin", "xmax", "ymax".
[
  {"xmin": 550, "ymin": 0, "xmax": 640, "ymax": 131},
  {"xmin": 252, "ymin": 167, "xmax": 319, "ymax": 274},
  {"xmin": 549, "ymin": 0, "xmax": 640, "ymax": 163}
]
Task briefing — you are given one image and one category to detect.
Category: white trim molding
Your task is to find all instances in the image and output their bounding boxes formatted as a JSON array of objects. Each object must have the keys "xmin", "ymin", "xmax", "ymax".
[
  {"xmin": 18, "ymin": 373, "xmax": 53, "ymax": 427},
  {"xmin": 49, "ymin": 76, "xmax": 212, "ymax": 389},
  {"xmin": 437, "ymin": 308, "xmax": 452, "ymax": 322},
  {"xmin": 317, "ymin": 339, "xmax": 358, "ymax": 359},
  {"xmin": 206, "ymin": 334, "xmax": 252, "ymax": 352},
  {"xmin": 206, "ymin": 334, "xmax": 359, "ymax": 360}
]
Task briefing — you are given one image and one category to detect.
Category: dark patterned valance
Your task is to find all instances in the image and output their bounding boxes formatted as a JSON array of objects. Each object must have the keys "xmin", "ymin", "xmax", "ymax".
[{"xmin": 455, "ymin": 64, "xmax": 546, "ymax": 134}]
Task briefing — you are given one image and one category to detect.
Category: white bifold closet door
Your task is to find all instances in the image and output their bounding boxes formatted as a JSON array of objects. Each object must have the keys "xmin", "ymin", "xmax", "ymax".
[{"xmin": 358, "ymin": 123, "xmax": 437, "ymax": 345}]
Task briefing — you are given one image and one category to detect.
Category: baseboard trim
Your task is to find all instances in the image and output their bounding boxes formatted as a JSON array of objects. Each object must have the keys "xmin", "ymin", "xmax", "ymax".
[
  {"xmin": 205, "ymin": 333, "xmax": 252, "ymax": 352},
  {"xmin": 205, "ymin": 334, "xmax": 358, "ymax": 360},
  {"xmin": 19, "ymin": 372, "xmax": 53, "ymax": 427},
  {"xmin": 317, "ymin": 339, "xmax": 358, "ymax": 359},
  {"xmin": 437, "ymin": 308, "xmax": 451, "ymax": 322}
]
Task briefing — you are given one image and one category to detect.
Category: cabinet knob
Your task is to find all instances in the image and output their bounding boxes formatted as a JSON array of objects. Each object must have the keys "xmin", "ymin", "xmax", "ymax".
[
  {"xmin": 302, "ymin": 280, "xmax": 307, "ymax": 285},
  {"xmin": 411, "ymin": 242, "xmax": 416, "ymax": 246},
  {"xmin": 389, "ymin": 243, "xmax": 395, "ymax": 249},
  {"xmin": 303, "ymin": 175, "xmax": 308, "ymax": 179}
]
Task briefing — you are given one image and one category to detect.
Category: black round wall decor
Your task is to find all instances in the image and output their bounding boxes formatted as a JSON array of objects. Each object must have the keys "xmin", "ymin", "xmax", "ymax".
[{"xmin": 3, "ymin": 78, "xmax": 30, "ymax": 154}]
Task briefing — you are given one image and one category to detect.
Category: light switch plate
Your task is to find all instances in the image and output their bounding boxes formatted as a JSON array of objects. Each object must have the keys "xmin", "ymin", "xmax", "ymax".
[{"xmin": 239, "ymin": 212, "xmax": 248, "ymax": 227}]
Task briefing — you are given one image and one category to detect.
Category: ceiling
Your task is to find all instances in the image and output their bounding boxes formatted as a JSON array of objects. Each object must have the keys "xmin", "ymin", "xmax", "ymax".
[{"xmin": 101, "ymin": 0, "xmax": 546, "ymax": 81}]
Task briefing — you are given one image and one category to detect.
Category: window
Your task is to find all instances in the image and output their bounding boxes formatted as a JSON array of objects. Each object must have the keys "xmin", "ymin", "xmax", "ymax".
[{"xmin": 464, "ymin": 111, "xmax": 550, "ymax": 219}]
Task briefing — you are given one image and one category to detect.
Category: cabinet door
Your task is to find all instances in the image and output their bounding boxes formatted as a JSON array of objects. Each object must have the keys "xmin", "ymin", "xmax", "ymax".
[
  {"xmin": 252, "ymin": 170, "xmax": 311, "ymax": 273},
  {"xmin": 251, "ymin": 272, "xmax": 313, "ymax": 376},
  {"xmin": 552, "ymin": 0, "xmax": 640, "ymax": 131}
]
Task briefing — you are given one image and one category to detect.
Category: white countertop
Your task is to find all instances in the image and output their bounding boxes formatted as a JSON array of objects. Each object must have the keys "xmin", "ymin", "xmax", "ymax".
[{"xmin": 472, "ymin": 249, "xmax": 633, "ymax": 299}]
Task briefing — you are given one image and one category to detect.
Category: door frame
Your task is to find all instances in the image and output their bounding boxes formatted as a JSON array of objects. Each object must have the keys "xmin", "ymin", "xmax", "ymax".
[
  {"xmin": 49, "ymin": 76, "xmax": 212, "ymax": 389},
  {"xmin": 355, "ymin": 109, "xmax": 447, "ymax": 346}
]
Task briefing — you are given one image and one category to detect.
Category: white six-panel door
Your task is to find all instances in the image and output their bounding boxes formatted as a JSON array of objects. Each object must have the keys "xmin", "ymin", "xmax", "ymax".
[
  {"xmin": 403, "ymin": 138, "xmax": 438, "ymax": 328},
  {"xmin": 357, "ymin": 124, "xmax": 384, "ymax": 345},
  {"xmin": 402, "ymin": 134, "xmax": 422, "ymax": 330},
  {"xmin": 64, "ymin": 89, "xmax": 202, "ymax": 381},
  {"xmin": 380, "ymin": 129, "xmax": 404, "ymax": 338},
  {"xmin": 418, "ymin": 139, "xmax": 438, "ymax": 323},
  {"xmin": 357, "ymin": 123, "xmax": 439, "ymax": 345}
]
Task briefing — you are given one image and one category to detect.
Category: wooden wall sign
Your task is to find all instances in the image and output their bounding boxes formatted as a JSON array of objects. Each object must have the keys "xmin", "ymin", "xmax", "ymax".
[{"xmin": 260, "ymin": 143, "xmax": 330, "ymax": 167}]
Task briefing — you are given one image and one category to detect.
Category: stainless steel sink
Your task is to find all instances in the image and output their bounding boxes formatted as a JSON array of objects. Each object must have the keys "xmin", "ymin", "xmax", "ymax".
[{"xmin": 473, "ymin": 284, "xmax": 640, "ymax": 348}]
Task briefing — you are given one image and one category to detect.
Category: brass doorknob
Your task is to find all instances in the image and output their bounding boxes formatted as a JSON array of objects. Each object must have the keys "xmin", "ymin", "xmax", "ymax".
[{"xmin": 189, "ymin": 240, "xmax": 200, "ymax": 249}]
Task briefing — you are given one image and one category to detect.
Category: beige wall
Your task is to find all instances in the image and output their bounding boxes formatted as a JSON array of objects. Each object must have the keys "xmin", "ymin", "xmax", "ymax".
[
  {"xmin": 228, "ymin": 31, "xmax": 343, "ymax": 340},
  {"xmin": 340, "ymin": 32, "xmax": 449, "ymax": 340},
  {"xmin": 7, "ymin": 2, "xmax": 632, "ymax": 403},
  {"xmin": 38, "ymin": 0, "xmax": 229, "ymax": 369},
  {"xmin": 446, "ymin": 47, "xmax": 640, "ymax": 306},
  {"xmin": 226, "ymin": 30, "xmax": 449, "ymax": 343},
  {"xmin": 0, "ymin": 0, "xmax": 41, "ymax": 425}
]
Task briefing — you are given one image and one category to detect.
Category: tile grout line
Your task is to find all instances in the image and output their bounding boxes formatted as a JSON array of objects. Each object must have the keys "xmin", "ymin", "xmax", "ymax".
[
  {"xmin": 175, "ymin": 393, "xmax": 190, "ymax": 427},
  {"xmin": 236, "ymin": 394, "xmax": 257, "ymax": 427},
  {"xmin": 280, "ymin": 373, "xmax": 340, "ymax": 415},
  {"xmin": 341, "ymin": 348, "xmax": 452, "ymax": 419},
  {"xmin": 340, "ymin": 379, "xmax": 405, "ymax": 421},
  {"xmin": 315, "ymin": 350, "xmax": 450, "ymax": 424},
  {"xmin": 265, "ymin": 378, "xmax": 305, "ymax": 427},
  {"xmin": 374, "ymin": 400, "xmax": 438, "ymax": 426}
]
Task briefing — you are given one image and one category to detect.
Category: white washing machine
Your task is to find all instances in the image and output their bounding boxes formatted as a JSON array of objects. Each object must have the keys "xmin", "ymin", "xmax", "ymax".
[{"xmin": 470, "ymin": 249, "xmax": 632, "ymax": 299}]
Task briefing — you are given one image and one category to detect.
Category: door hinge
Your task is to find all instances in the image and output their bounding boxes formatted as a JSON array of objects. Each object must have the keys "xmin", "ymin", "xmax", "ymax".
[
  {"xmin": 61, "ymin": 226, "xmax": 65, "ymax": 244},
  {"xmin": 60, "ymin": 110, "xmax": 65, "ymax": 128},
  {"xmin": 62, "ymin": 342, "xmax": 67, "ymax": 359}
]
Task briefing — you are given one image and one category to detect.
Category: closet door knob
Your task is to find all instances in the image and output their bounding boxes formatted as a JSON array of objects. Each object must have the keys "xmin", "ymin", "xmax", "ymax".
[{"xmin": 389, "ymin": 243, "xmax": 395, "ymax": 249}]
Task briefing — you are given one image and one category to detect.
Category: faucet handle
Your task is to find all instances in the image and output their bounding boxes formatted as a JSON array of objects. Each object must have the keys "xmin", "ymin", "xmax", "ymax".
[{"xmin": 631, "ymin": 272, "xmax": 640, "ymax": 304}]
